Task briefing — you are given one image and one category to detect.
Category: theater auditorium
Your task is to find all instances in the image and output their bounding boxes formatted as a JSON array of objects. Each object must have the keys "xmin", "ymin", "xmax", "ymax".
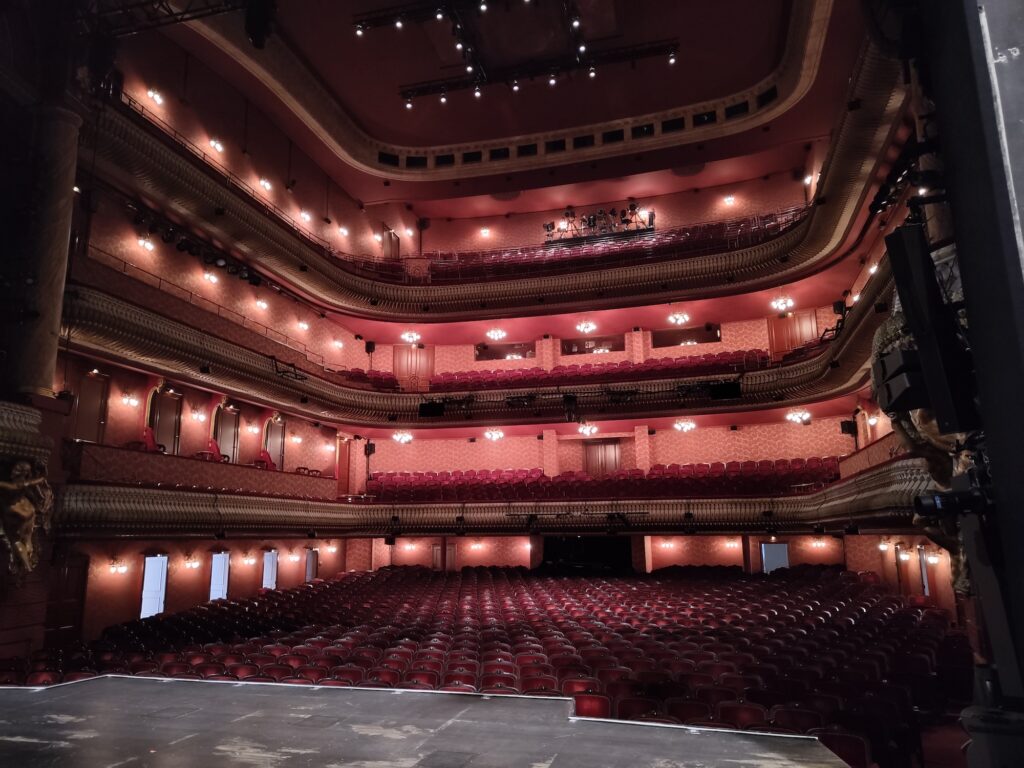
[{"xmin": 1, "ymin": 1, "xmax": 1022, "ymax": 766}]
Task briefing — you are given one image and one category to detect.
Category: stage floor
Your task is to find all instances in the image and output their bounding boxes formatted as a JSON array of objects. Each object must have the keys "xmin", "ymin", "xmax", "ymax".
[{"xmin": 0, "ymin": 677, "xmax": 848, "ymax": 767}]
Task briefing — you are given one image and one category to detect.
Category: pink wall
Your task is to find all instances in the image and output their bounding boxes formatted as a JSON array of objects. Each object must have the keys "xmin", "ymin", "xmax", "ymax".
[
  {"xmin": 648, "ymin": 535, "xmax": 746, "ymax": 570},
  {"xmin": 845, "ymin": 534, "xmax": 957, "ymax": 618},
  {"xmin": 345, "ymin": 538, "xmax": 372, "ymax": 570},
  {"xmin": 75, "ymin": 537, "xmax": 347, "ymax": 640},
  {"xmin": 744, "ymin": 534, "xmax": 846, "ymax": 572},
  {"xmin": 650, "ymin": 417, "xmax": 854, "ymax": 466},
  {"xmin": 372, "ymin": 435, "xmax": 544, "ymax": 474}
]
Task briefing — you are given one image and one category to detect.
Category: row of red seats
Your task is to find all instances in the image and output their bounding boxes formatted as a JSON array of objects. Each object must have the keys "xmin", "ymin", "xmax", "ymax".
[
  {"xmin": 429, "ymin": 350, "xmax": 770, "ymax": 392},
  {"xmin": 366, "ymin": 458, "xmax": 841, "ymax": 501}
]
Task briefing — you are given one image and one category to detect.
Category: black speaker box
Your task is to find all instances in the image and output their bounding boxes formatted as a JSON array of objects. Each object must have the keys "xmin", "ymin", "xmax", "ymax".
[
  {"xmin": 840, "ymin": 419, "xmax": 858, "ymax": 436},
  {"xmin": 364, "ymin": 441, "xmax": 375, "ymax": 456},
  {"xmin": 878, "ymin": 372, "xmax": 931, "ymax": 412},
  {"xmin": 384, "ymin": 534, "xmax": 396, "ymax": 546},
  {"xmin": 709, "ymin": 381, "xmax": 742, "ymax": 400},
  {"xmin": 365, "ymin": 341, "xmax": 376, "ymax": 354},
  {"xmin": 418, "ymin": 401, "xmax": 446, "ymax": 418}
]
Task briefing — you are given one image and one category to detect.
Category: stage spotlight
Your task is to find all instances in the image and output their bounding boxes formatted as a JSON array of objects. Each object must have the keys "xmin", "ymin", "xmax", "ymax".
[{"xmin": 588, "ymin": 66, "xmax": 596, "ymax": 78}]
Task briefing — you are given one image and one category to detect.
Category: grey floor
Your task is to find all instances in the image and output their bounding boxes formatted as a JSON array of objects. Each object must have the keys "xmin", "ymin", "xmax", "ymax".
[{"xmin": 0, "ymin": 676, "xmax": 848, "ymax": 767}]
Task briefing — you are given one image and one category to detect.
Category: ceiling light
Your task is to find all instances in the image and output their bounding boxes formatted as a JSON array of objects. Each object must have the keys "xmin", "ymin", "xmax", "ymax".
[
  {"xmin": 355, "ymin": 24, "xmax": 364, "ymax": 36},
  {"xmin": 486, "ymin": 329, "xmax": 506, "ymax": 341},
  {"xmin": 576, "ymin": 320, "xmax": 597, "ymax": 334},
  {"xmin": 588, "ymin": 66, "xmax": 596, "ymax": 78},
  {"xmin": 570, "ymin": 16, "xmax": 580, "ymax": 29},
  {"xmin": 297, "ymin": 321, "xmax": 309, "ymax": 331},
  {"xmin": 673, "ymin": 419, "xmax": 696, "ymax": 432},
  {"xmin": 405, "ymin": 99, "xmax": 413, "ymax": 110},
  {"xmin": 869, "ymin": 264, "xmax": 878, "ymax": 274},
  {"xmin": 668, "ymin": 51, "xmax": 677, "ymax": 65},
  {"xmin": 474, "ymin": 86, "xmax": 482, "ymax": 98},
  {"xmin": 785, "ymin": 409, "xmax": 812, "ymax": 425},
  {"xmin": 259, "ymin": 177, "xmax": 272, "ymax": 191},
  {"xmin": 339, "ymin": 226, "xmax": 348, "ymax": 236},
  {"xmin": 440, "ymin": 92, "xmax": 447, "ymax": 104},
  {"xmin": 146, "ymin": 88, "xmax": 164, "ymax": 105},
  {"xmin": 203, "ymin": 271, "xmax": 218, "ymax": 283},
  {"xmin": 255, "ymin": 299, "xmax": 268, "ymax": 310},
  {"xmin": 511, "ymin": 80, "xmax": 520, "ymax": 92},
  {"xmin": 393, "ymin": 430, "xmax": 413, "ymax": 444},
  {"xmin": 209, "ymin": 138, "xmax": 224, "ymax": 153},
  {"xmin": 480, "ymin": 228, "xmax": 490, "ymax": 237},
  {"xmin": 804, "ymin": 175, "xmax": 813, "ymax": 185},
  {"xmin": 395, "ymin": 18, "xmax": 403, "ymax": 29},
  {"xmin": 374, "ymin": 233, "xmax": 383, "ymax": 242},
  {"xmin": 548, "ymin": 74, "xmax": 557, "ymax": 86},
  {"xmin": 578, "ymin": 423, "xmax": 598, "ymax": 436},
  {"xmin": 479, "ymin": 2, "xmax": 487, "ymax": 10},
  {"xmin": 723, "ymin": 195, "xmax": 735, "ymax": 205},
  {"xmin": 436, "ymin": 9, "xmax": 444, "ymax": 20},
  {"xmin": 867, "ymin": 415, "xmax": 879, "ymax": 426},
  {"xmin": 138, "ymin": 237, "xmax": 154, "ymax": 251},
  {"xmin": 484, "ymin": 429, "xmax": 504, "ymax": 441},
  {"xmin": 771, "ymin": 296, "xmax": 795, "ymax": 311},
  {"xmin": 505, "ymin": 353, "xmax": 522, "ymax": 360},
  {"xmin": 667, "ymin": 311, "xmax": 690, "ymax": 325},
  {"xmin": 300, "ymin": 210, "xmax": 312, "ymax": 222},
  {"xmin": 578, "ymin": 43, "xmax": 586, "ymax": 53},
  {"xmin": 400, "ymin": 331, "xmax": 421, "ymax": 343}
]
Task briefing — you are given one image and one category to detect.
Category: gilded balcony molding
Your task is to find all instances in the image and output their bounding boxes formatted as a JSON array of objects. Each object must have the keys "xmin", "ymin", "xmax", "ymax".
[
  {"xmin": 80, "ymin": 40, "xmax": 905, "ymax": 321},
  {"xmin": 55, "ymin": 457, "xmax": 933, "ymax": 538},
  {"xmin": 184, "ymin": 1, "xmax": 831, "ymax": 179},
  {"xmin": 61, "ymin": 266, "xmax": 893, "ymax": 428}
]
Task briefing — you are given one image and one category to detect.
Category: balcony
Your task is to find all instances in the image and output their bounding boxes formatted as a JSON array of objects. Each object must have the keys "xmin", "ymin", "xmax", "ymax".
[{"xmin": 63, "ymin": 442, "xmax": 338, "ymax": 501}]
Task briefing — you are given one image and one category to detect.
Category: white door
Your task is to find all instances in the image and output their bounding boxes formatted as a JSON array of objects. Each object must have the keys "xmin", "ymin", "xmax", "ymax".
[
  {"xmin": 262, "ymin": 550, "xmax": 278, "ymax": 589},
  {"xmin": 209, "ymin": 551, "xmax": 230, "ymax": 600},
  {"xmin": 432, "ymin": 545, "xmax": 442, "ymax": 570},
  {"xmin": 760, "ymin": 542, "xmax": 790, "ymax": 573},
  {"xmin": 139, "ymin": 555, "xmax": 167, "ymax": 618},
  {"xmin": 305, "ymin": 549, "xmax": 318, "ymax": 582},
  {"xmin": 446, "ymin": 543, "xmax": 457, "ymax": 571}
]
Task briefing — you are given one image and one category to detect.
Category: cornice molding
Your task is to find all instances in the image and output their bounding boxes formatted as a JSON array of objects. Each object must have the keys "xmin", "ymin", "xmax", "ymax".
[
  {"xmin": 61, "ymin": 266, "xmax": 893, "ymax": 428},
  {"xmin": 55, "ymin": 457, "xmax": 933, "ymax": 538},
  {"xmin": 80, "ymin": 40, "xmax": 905, "ymax": 321},
  {"xmin": 184, "ymin": 1, "xmax": 832, "ymax": 179}
]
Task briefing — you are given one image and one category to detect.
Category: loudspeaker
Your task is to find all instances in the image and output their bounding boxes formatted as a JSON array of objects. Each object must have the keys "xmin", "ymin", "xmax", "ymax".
[
  {"xmin": 648, "ymin": 428, "xmax": 656, "ymax": 436},
  {"xmin": 364, "ymin": 441, "xmax": 375, "ymax": 457},
  {"xmin": 878, "ymin": 372, "xmax": 931, "ymax": 412},
  {"xmin": 872, "ymin": 348, "xmax": 920, "ymax": 384},
  {"xmin": 840, "ymin": 420, "xmax": 858, "ymax": 436},
  {"xmin": 384, "ymin": 534, "xmax": 396, "ymax": 546},
  {"xmin": 833, "ymin": 300, "xmax": 846, "ymax": 315},
  {"xmin": 365, "ymin": 341, "xmax": 376, "ymax": 354},
  {"xmin": 709, "ymin": 381, "xmax": 742, "ymax": 400},
  {"xmin": 418, "ymin": 401, "xmax": 446, "ymax": 418}
]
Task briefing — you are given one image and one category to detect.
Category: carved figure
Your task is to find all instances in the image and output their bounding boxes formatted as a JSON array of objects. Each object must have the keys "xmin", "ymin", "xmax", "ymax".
[{"xmin": 0, "ymin": 460, "xmax": 52, "ymax": 577}]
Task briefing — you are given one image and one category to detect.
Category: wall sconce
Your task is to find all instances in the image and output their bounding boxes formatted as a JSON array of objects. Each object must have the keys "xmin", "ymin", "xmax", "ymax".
[
  {"xmin": 325, "ymin": 543, "xmax": 338, "ymax": 553},
  {"xmin": 659, "ymin": 540, "xmax": 675, "ymax": 549},
  {"xmin": 811, "ymin": 538, "xmax": 827, "ymax": 548},
  {"xmin": 183, "ymin": 555, "xmax": 200, "ymax": 569},
  {"xmin": 898, "ymin": 550, "xmax": 912, "ymax": 562},
  {"xmin": 926, "ymin": 552, "xmax": 941, "ymax": 565},
  {"xmin": 291, "ymin": 435, "xmax": 303, "ymax": 444},
  {"xmin": 878, "ymin": 540, "xmax": 890, "ymax": 551},
  {"xmin": 288, "ymin": 552, "xmax": 301, "ymax": 562},
  {"xmin": 724, "ymin": 539, "xmax": 740, "ymax": 549},
  {"xmin": 469, "ymin": 541, "xmax": 484, "ymax": 550},
  {"xmin": 242, "ymin": 554, "xmax": 257, "ymax": 565},
  {"xmin": 121, "ymin": 393, "xmax": 140, "ymax": 407},
  {"xmin": 323, "ymin": 442, "xmax": 335, "ymax": 451},
  {"xmin": 191, "ymin": 407, "xmax": 207, "ymax": 423},
  {"xmin": 246, "ymin": 423, "xmax": 260, "ymax": 434},
  {"xmin": 403, "ymin": 543, "xmax": 416, "ymax": 551},
  {"xmin": 109, "ymin": 558, "xmax": 128, "ymax": 574},
  {"xmin": 524, "ymin": 543, "xmax": 532, "ymax": 550}
]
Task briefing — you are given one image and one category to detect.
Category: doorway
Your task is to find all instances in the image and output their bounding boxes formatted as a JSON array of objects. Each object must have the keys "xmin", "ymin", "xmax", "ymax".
[
  {"xmin": 140, "ymin": 555, "xmax": 168, "ymax": 618},
  {"xmin": 305, "ymin": 549, "xmax": 319, "ymax": 582},
  {"xmin": 209, "ymin": 552, "xmax": 230, "ymax": 600},
  {"xmin": 149, "ymin": 389, "xmax": 182, "ymax": 454},
  {"xmin": 214, "ymin": 406, "xmax": 240, "ymax": 462},
  {"xmin": 72, "ymin": 372, "xmax": 108, "ymax": 443},
  {"xmin": 262, "ymin": 550, "xmax": 278, "ymax": 589},
  {"xmin": 760, "ymin": 542, "xmax": 790, "ymax": 573},
  {"xmin": 431, "ymin": 543, "xmax": 458, "ymax": 571},
  {"xmin": 265, "ymin": 418, "xmax": 285, "ymax": 469}
]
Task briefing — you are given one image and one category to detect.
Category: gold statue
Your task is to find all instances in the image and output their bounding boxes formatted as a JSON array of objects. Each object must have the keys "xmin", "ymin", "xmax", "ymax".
[{"xmin": 0, "ymin": 460, "xmax": 52, "ymax": 577}]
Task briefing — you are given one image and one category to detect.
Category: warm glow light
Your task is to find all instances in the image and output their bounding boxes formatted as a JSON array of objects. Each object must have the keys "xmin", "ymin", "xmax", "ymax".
[
  {"xmin": 899, "ymin": 551, "xmax": 912, "ymax": 561},
  {"xmin": 926, "ymin": 553, "xmax": 940, "ymax": 565},
  {"xmin": 576, "ymin": 320, "xmax": 597, "ymax": 334},
  {"xmin": 867, "ymin": 415, "xmax": 879, "ymax": 426},
  {"xmin": 146, "ymin": 88, "xmax": 164, "ymax": 105},
  {"xmin": 400, "ymin": 331, "xmax": 421, "ymax": 343},
  {"xmin": 811, "ymin": 538, "xmax": 827, "ymax": 548},
  {"xmin": 403, "ymin": 543, "xmax": 416, "ymax": 551},
  {"xmin": 673, "ymin": 419, "xmax": 696, "ymax": 432},
  {"xmin": 339, "ymin": 226, "xmax": 349, "ymax": 236},
  {"xmin": 480, "ymin": 228, "xmax": 490, "ymax": 237},
  {"xmin": 374, "ymin": 233, "xmax": 384, "ymax": 242},
  {"xmin": 255, "ymin": 299, "xmax": 268, "ymax": 310},
  {"xmin": 638, "ymin": 208, "xmax": 649, "ymax": 220},
  {"xmin": 323, "ymin": 442, "xmax": 335, "ymax": 451},
  {"xmin": 524, "ymin": 542, "xmax": 532, "ymax": 550},
  {"xmin": 242, "ymin": 555, "xmax": 257, "ymax": 565},
  {"xmin": 326, "ymin": 544, "xmax": 338, "ymax": 553},
  {"xmin": 659, "ymin": 540, "xmax": 675, "ymax": 549},
  {"xmin": 259, "ymin": 178, "xmax": 272, "ymax": 191},
  {"xmin": 333, "ymin": 340, "xmax": 344, "ymax": 349},
  {"xmin": 405, "ymin": 228, "xmax": 414, "ymax": 237},
  {"xmin": 878, "ymin": 541, "xmax": 889, "ymax": 551},
  {"xmin": 109, "ymin": 559, "xmax": 128, "ymax": 574},
  {"xmin": 290, "ymin": 435, "xmax": 302, "ymax": 444},
  {"xmin": 138, "ymin": 237, "xmax": 155, "ymax": 252},
  {"xmin": 771, "ymin": 296, "xmax": 795, "ymax": 312},
  {"xmin": 289, "ymin": 552, "xmax": 301, "ymax": 562},
  {"xmin": 299, "ymin": 210, "xmax": 312, "ymax": 223},
  {"xmin": 191, "ymin": 409, "xmax": 206, "ymax": 423},
  {"xmin": 578, "ymin": 423, "xmax": 598, "ymax": 436},
  {"xmin": 724, "ymin": 540, "xmax": 740, "ymax": 549},
  {"xmin": 203, "ymin": 271, "xmax": 218, "ymax": 283},
  {"xmin": 486, "ymin": 329, "xmax": 507, "ymax": 341},
  {"xmin": 209, "ymin": 138, "xmax": 224, "ymax": 153},
  {"xmin": 918, "ymin": 187, "xmax": 928, "ymax": 196},
  {"xmin": 121, "ymin": 394, "xmax": 139, "ymax": 407},
  {"xmin": 803, "ymin": 175, "xmax": 813, "ymax": 185},
  {"xmin": 558, "ymin": 219, "xmax": 568, "ymax": 231},
  {"xmin": 667, "ymin": 311, "xmax": 690, "ymax": 326},
  {"xmin": 723, "ymin": 195, "xmax": 735, "ymax": 206},
  {"xmin": 505, "ymin": 353, "xmax": 523, "ymax": 360},
  {"xmin": 470, "ymin": 541, "xmax": 484, "ymax": 550},
  {"xmin": 184, "ymin": 556, "xmax": 200, "ymax": 569},
  {"xmin": 591, "ymin": 347, "xmax": 609, "ymax": 354},
  {"xmin": 786, "ymin": 410, "xmax": 812, "ymax": 424},
  {"xmin": 869, "ymin": 264, "xmax": 878, "ymax": 274},
  {"xmin": 297, "ymin": 321, "xmax": 309, "ymax": 331},
  {"xmin": 484, "ymin": 429, "xmax": 504, "ymax": 441},
  {"xmin": 392, "ymin": 431, "xmax": 413, "ymax": 444},
  {"xmin": 246, "ymin": 424, "xmax": 260, "ymax": 434}
]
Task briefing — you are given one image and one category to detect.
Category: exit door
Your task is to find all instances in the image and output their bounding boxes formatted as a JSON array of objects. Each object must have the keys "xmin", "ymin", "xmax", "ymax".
[{"xmin": 760, "ymin": 542, "xmax": 790, "ymax": 573}]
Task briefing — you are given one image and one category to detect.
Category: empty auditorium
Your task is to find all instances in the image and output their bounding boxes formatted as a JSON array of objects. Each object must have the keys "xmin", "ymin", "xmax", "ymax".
[{"xmin": 2, "ymin": 1, "xmax": 1023, "ymax": 766}]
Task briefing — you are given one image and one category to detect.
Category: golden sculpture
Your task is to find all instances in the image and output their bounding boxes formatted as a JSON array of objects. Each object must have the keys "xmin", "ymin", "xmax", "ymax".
[{"xmin": 0, "ymin": 460, "xmax": 52, "ymax": 578}]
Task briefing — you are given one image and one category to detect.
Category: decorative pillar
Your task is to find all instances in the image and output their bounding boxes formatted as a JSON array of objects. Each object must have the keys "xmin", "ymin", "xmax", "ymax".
[{"xmin": 2, "ymin": 106, "xmax": 82, "ymax": 399}]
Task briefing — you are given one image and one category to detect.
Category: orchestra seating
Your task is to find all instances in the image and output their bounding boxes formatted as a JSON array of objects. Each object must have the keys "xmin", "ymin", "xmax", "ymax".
[
  {"xmin": 365, "ymin": 457, "xmax": 841, "ymax": 502},
  {"xmin": 429, "ymin": 350, "xmax": 772, "ymax": 392},
  {"xmin": 2, "ymin": 565, "xmax": 970, "ymax": 768}
]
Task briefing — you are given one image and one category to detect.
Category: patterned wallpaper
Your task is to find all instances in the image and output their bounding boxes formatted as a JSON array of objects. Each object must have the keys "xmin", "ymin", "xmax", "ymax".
[
  {"xmin": 557, "ymin": 439, "xmax": 586, "ymax": 474},
  {"xmin": 839, "ymin": 431, "xmax": 905, "ymax": 478},
  {"xmin": 649, "ymin": 417, "xmax": 854, "ymax": 466},
  {"xmin": 345, "ymin": 538, "xmax": 372, "ymax": 571},
  {"xmin": 648, "ymin": 535, "xmax": 746, "ymax": 570},
  {"xmin": 371, "ymin": 435, "xmax": 544, "ymax": 474},
  {"xmin": 844, "ymin": 534, "xmax": 956, "ymax": 616},
  {"xmin": 744, "ymin": 534, "xmax": 845, "ymax": 572},
  {"xmin": 366, "ymin": 536, "xmax": 536, "ymax": 570}
]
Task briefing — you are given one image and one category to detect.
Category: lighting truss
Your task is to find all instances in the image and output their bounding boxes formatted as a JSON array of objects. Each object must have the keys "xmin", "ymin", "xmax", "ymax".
[{"xmin": 75, "ymin": 0, "xmax": 247, "ymax": 37}]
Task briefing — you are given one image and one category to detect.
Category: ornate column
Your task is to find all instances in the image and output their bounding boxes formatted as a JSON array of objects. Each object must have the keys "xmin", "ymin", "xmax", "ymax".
[{"xmin": 2, "ymin": 105, "xmax": 82, "ymax": 399}]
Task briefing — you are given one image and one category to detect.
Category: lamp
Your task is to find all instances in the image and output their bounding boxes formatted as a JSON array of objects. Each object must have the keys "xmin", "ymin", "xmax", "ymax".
[
  {"xmin": 673, "ymin": 420, "xmax": 696, "ymax": 432},
  {"xmin": 484, "ymin": 429, "xmax": 504, "ymax": 441},
  {"xmin": 578, "ymin": 423, "xmax": 598, "ymax": 436},
  {"xmin": 392, "ymin": 431, "xmax": 413, "ymax": 444},
  {"xmin": 109, "ymin": 558, "xmax": 128, "ymax": 574}
]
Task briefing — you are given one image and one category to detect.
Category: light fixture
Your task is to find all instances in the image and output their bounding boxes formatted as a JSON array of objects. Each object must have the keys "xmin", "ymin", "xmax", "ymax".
[
  {"xmin": 246, "ymin": 424, "xmax": 260, "ymax": 434},
  {"xmin": 926, "ymin": 553, "xmax": 941, "ymax": 565},
  {"xmin": 505, "ymin": 353, "xmax": 523, "ymax": 360},
  {"xmin": 771, "ymin": 296, "xmax": 795, "ymax": 312},
  {"xmin": 869, "ymin": 264, "xmax": 878, "ymax": 274},
  {"xmin": 403, "ymin": 543, "xmax": 416, "ymax": 551},
  {"xmin": 899, "ymin": 550, "xmax": 912, "ymax": 562},
  {"xmin": 484, "ymin": 428, "xmax": 504, "ymax": 441},
  {"xmin": 290, "ymin": 434, "xmax": 302, "ymax": 444},
  {"xmin": 918, "ymin": 187, "xmax": 928, "ymax": 196},
  {"xmin": 184, "ymin": 555, "xmax": 200, "ymax": 569},
  {"xmin": 109, "ymin": 558, "xmax": 128, "ymax": 574},
  {"xmin": 679, "ymin": 340, "xmax": 698, "ymax": 346},
  {"xmin": 395, "ymin": 18, "xmax": 403, "ymax": 29},
  {"xmin": 455, "ymin": 40, "xmax": 464, "ymax": 51},
  {"xmin": 878, "ymin": 541, "xmax": 889, "ymax": 551},
  {"xmin": 203, "ymin": 271, "xmax": 218, "ymax": 283},
  {"xmin": 297, "ymin": 321, "xmax": 309, "ymax": 331},
  {"xmin": 486, "ymin": 329, "xmax": 506, "ymax": 341},
  {"xmin": 578, "ymin": 42, "xmax": 586, "ymax": 53},
  {"xmin": 667, "ymin": 311, "xmax": 690, "ymax": 326},
  {"xmin": 326, "ymin": 543, "xmax": 338, "ymax": 553},
  {"xmin": 339, "ymin": 226, "xmax": 349, "ymax": 236},
  {"xmin": 558, "ymin": 219, "xmax": 568, "ymax": 231},
  {"xmin": 867, "ymin": 415, "xmax": 879, "ymax": 426},
  {"xmin": 511, "ymin": 80, "xmax": 520, "ymax": 92},
  {"xmin": 138, "ymin": 237, "xmax": 155, "ymax": 252},
  {"xmin": 588, "ymin": 66, "xmax": 596, "ymax": 78},
  {"xmin": 591, "ymin": 347, "xmax": 609, "ymax": 354},
  {"xmin": 659, "ymin": 540, "xmax": 675, "ymax": 549},
  {"xmin": 725, "ymin": 539, "xmax": 740, "ymax": 549},
  {"xmin": 673, "ymin": 419, "xmax": 696, "ymax": 432},
  {"xmin": 439, "ymin": 92, "xmax": 447, "ymax": 104},
  {"xmin": 323, "ymin": 442, "xmax": 335, "ymax": 452},
  {"xmin": 121, "ymin": 394, "xmax": 140, "ymax": 407},
  {"xmin": 576, "ymin": 320, "xmax": 597, "ymax": 334},
  {"xmin": 852, "ymin": 293, "xmax": 861, "ymax": 303},
  {"xmin": 570, "ymin": 16, "xmax": 580, "ymax": 29},
  {"xmin": 374, "ymin": 233, "xmax": 383, "ymax": 242},
  {"xmin": 811, "ymin": 538, "xmax": 827, "ymax": 548},
  {"xmin": 259, "ymin": 178, "xmax": 272, "ymax": 191},
  {"xmin": 668, "ymin": 51, "xmax": 677, "ymax": 65},
  {"xmin": 770, "ymin": 535, "xmax": 778, "ymax": 543},
  {"xmin": 479, "ymin": 2, "xmax": 487, "ymax": 10},
  {"xmin": 392, "ymin": 431, "xmax": 413, "ymax": 444},
  {"xmin": 786, "ymin": 409, "xmax": 812, "ymax": 425},
  {"xmin": 474, "ymin": 86, "xmax": 482, "ymax": 98},
  {"xmin": 436, "ymin": 9, "xmax": 444, "ymax": 20},
  {"xmin": 405, "ymin": 98, "xmax": 414, "ymax": 110},
  {"xmin": 405, "ymin": 228, "xmax": 414, "ymax": 237},
  {"xmin": 578, "ymin": 423, "xmax": 598, "ymax": 436},
  {"xmin": 242, "ymin": 554, "xmax": 257, "ymax": 565},
  {"xmin": 289, "ymin": 552, "xmax": 301, "ymax": 562},
  {"xmin": 400, "ymin": 331, "xmax": 421, "ymax": 343},
  {"xmin": 146, "ymin": 88, "xmax": 164, "ymax": 105},
  {"xmin": 723, "ymin": 195, "xmax": 736, "ymax": 206},
  {"xmin": 73, "ymin": 185, "xmax": 81, "ymax": 193},
  {"xmin": 209, "ymin": 138, "xmax": 224, "ymax": 153},
  {"xmin": 803, "ymin": 175, "xmax": 813, "ymax": 185},
  {"xmin": 470, "ymin": 541, "xmax": 484, "ymax": 550},
  {"xmin": 466, "ymin": 64, "xmax": 474, "ymax": 73},
  {"xmin": 548, "ymin": 74, "xmax": 557, "ymax": 86},
  {"xmin": 524, "ymin": 542, "xmax": 532, "ymax": 550},
  {"xmin": 191, "ymin": 408, "xmax": 207, "ymax": 423},
  {"xmin": 300, "ymin": 210, "xmax": 312, "ymax": 222},
  {"xmin": 355, "ymin": 24, "xmax": 364, "ymax": 36},
  {"xmin": 333, "ymin": 339, "xmax": 344, "ymax": 349},
  {"xmin": 256, "ymin": 299, "xmax": 268, "ymax": 310},
  {"xmin": 480, "ymin": 228, "xmax": 490, "ymax": 237}
]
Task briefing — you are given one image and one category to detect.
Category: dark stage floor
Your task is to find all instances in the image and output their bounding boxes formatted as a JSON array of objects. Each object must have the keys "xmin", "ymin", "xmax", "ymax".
[{"xmin": 0, "ymin": 677, "xmax": 848, "ymax": 767}]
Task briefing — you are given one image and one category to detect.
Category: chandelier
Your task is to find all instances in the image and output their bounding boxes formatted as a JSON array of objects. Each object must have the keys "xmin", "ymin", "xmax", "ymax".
[
  {"xmin": 770, "ymin": 296, "xmax": 795, "ymax": 312},
  {"xmin": 785, "ymin": 410, "xmax": 811, "ymax": 424},
  {"xmin": 575, "ymin": 320, "xmax": 597, "ymax": 334},
  {"xmin": 486, "ymin": 329, "xmax": 507, "ymax": 341},
  {"xmin": 578, "ymin": 423, "xmax": 598, "ymax": 436},
  {"xmin": 673, "ymin": 419, "xmax": 696, "ymax": 432},
  {"xmin": 484, "ymin": 429, "xmax": 504, "ymax": 441},
  {"xmin": 400, "ymin": 331, "xmax": 421, "ymax": 343},
  {"xmin": 392, "ymin": 431, "xmax": 413, "ymax": 444},
  {"xmin": 667, "ymin": 311, "xmax": 690, "ymax": 326}
]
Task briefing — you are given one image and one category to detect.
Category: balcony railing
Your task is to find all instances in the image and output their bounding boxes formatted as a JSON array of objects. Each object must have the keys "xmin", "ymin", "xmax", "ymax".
[
  {"xmin": 838, "ymin": 431, "xmax": 906, "ymax": 479},
  {"xmin": 64, "ymin": 442, "xmax": 339, "ymax": 501}
]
